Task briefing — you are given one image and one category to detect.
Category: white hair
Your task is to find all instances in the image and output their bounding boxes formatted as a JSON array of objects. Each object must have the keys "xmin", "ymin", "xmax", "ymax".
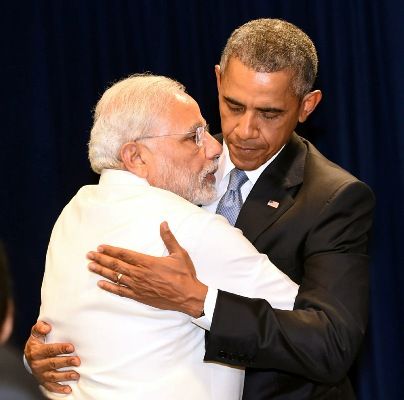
[{"xmin": 88, "ymin": 74, "xmax": 185, "ymax": 174}]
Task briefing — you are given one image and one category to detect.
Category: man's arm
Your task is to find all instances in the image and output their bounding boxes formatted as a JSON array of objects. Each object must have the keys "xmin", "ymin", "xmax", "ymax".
[
  {"xmin": 205, "ymin": 180, "xmax": 375, "ymax": 382},
  {"xmin": 24, "ymin": 321, "xmax": 80, "ymax": 394},
  {"xmin": 87, "ymin": 181, "xmax": 374, "ymax": 383},
  {"xmin": 33, "ymin": 215, "xmax": 298, "ymax": 390},
  {"xmin": 87, "ymin": 218, "xmax": 297, "ymax": 315}
]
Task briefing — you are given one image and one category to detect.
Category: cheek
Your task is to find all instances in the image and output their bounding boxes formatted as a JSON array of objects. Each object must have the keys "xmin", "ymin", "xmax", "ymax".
[
  {"xmin": 221, "ymin": 119, "xmax": 239, "ymax": 142},
  {"xmin": 146, "ymin": 168, "xmax": 161, "ymax": 187},
  {"xmin": 262, "ymin": 119, "xmax": 294, "ymax": 144},
  {"xmin": 262, "ymin": 130, "xmax": 283, "ymax": 146},
  {"xmin": 219, "ymin": 107, "xmax": 236, "ymax": 130},
  {"xmin": 190, "ymin": 155, "xmax": 207, "ymax": 175}
]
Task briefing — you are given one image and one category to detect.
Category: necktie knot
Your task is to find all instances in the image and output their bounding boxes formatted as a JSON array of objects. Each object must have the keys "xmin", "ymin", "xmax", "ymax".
[{"xmin": 227, "ymin": 168, "xmax": 248, "ymax": 192}]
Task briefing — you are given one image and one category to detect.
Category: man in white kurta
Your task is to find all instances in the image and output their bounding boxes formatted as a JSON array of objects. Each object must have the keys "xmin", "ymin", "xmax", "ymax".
[
  {"xmin": 39, "ymin": 169, "xmax": 297, "ymax": 400},
  {"xmin": 36, "ymin": 74, "xmax": 298, "ymax": 399}
]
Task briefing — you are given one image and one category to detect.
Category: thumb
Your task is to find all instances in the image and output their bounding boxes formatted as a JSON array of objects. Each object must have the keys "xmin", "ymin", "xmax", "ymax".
[
  {"xmin": 160, "ymin": 221, "xmax": 183, "ymax": 254},
  {"xmin": 31, "ymin": 320, "xmax": 51, "ymax": 338}
]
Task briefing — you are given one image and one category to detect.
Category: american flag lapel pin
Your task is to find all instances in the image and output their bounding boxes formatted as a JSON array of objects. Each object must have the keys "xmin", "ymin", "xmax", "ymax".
[{"xmin": 267, "ymin": 200, "xmax": 279, "ymax": 208}]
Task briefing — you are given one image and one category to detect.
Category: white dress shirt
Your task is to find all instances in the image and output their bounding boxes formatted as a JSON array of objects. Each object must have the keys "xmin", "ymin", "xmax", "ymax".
[
  {"xmin": 203, "ymin": 142, "xmax": 283, "ymax": 213},
  {"xmin": 200, "ymin": 143, "xmax": 284, "ymax": 327},
  {"xmin": 38, "ymin": 168, "xmax": 297, "ymax": 400}
]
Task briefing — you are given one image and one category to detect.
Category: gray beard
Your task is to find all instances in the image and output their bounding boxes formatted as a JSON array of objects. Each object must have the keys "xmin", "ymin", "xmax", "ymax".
[{"xmin": 154, "ymin": 156, "xmax": 218, "ymax": 206}]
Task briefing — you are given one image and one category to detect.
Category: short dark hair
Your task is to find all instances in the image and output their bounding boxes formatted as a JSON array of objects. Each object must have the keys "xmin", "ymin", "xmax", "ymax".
[
  {"xmin": 0, "ymin": 242, "xmax": 12, "ymax": 327},
  {"xmin": 220, "ymin": 18, "xmax": 318, "ymax": 98}
]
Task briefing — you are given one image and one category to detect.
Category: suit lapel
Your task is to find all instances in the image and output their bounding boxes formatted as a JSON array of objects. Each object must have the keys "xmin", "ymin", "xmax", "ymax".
[{"xmin": 236, "ymin": 133, "xmax": 307, "ymax": 243}]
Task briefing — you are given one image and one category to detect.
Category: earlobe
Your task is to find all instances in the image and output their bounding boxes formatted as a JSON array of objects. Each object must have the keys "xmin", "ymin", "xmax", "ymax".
[{"xmin": 299, "ymin": 90, "xmax": 322, "ymax": 122}]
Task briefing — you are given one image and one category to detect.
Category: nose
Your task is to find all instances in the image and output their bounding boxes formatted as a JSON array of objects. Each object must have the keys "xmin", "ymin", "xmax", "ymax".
[
  {"xmin": 203, "ymin": 132, "xmax": 223, "ymax": 159},
  {"xmin": 235, "ymin": 111, "xmax": 259, "ymax": 140}
]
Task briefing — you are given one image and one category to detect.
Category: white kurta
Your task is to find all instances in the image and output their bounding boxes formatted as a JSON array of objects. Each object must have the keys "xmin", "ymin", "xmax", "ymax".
[{"xmin": 38, "ymin": 169, "xmax": 298, "ymax": 400}]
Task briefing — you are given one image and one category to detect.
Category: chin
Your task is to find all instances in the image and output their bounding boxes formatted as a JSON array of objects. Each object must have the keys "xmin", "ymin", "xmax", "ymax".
[
  {"xmin": 229, "ymin": 153, "xmax": 254, "ymax": 171},
  {"xmin": 233, "ymin": 159, "xmax": 261, "ymax": 171}
]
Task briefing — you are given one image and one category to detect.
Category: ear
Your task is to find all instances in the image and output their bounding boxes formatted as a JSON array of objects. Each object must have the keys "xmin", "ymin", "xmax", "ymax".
[
  {"xmin": 214, "ymin": 65, "xmax": 222, "ymax": 91},
  {"xmin": 298, "ymin": 90, "xmax": 322, "ymax": 123},
  {"xmin": 120, "ymin": 142, "xmax": 149, "ymax": 179}
]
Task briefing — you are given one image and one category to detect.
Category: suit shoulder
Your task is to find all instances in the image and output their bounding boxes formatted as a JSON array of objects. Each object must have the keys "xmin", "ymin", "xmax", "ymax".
[{"xmin": 302, "ymin": 138, "xmax": 373, "ymax": 196}]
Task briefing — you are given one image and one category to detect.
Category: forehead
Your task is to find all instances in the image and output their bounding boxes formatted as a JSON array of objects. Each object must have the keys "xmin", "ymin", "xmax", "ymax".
[
  {"xmin": 221, "ymin": 58, "xmax": 296, "ymax": 106},
  {"xmin": 159, "ymin": 93, "xmax": 203, "ymax": 133}
]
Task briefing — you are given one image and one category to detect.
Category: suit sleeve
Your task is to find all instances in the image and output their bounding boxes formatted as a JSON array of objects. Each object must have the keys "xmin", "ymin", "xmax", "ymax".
[{"xmin": 204, "ymin": 180, "xmax": 375, "ymax": 384}]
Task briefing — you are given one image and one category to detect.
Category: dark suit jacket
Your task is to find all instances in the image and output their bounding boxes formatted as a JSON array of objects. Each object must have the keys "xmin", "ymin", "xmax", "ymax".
[{"xmin": 204, "ymin": 133, "xmax": 375, "ymax": 399}]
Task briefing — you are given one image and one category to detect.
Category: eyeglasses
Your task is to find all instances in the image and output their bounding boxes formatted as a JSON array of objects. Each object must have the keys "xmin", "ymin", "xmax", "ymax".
[{"xmin": 138, "ymin": 124, "xmax": 209, "ymax": 147}]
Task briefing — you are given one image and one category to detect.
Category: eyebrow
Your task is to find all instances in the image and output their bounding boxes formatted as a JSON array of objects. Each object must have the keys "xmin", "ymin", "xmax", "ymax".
[
  {"xmin": 186, "ymin": 121, "xmax": 206, "ymax": 133},
  {"xmin": 223, "ymin": 95, "xmax": 285, "ymax": 114}
]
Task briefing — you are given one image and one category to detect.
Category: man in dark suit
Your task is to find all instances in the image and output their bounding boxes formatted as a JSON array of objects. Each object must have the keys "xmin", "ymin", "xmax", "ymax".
[{"xmin": 24, "ymin": 19, "xmax": 374, "ymax": 399}]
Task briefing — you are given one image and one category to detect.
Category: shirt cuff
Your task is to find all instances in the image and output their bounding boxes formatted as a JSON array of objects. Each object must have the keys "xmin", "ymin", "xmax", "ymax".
[
  {"xmin": 23, "ymin": 354, "xmax": 33, "ymax": 374},
  {"xmin": 191, "ymin": 287, "xmax": 218, "ymax": 331}
]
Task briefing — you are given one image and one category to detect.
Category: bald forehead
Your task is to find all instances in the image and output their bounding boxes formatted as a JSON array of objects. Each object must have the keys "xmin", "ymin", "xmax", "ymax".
[
  {"xmin": 172, "ymin": 92, "xmax": 196, "ymax": 105},
  {"xmin": 154, "ymin": 92, "xmax": 203, "ymax": 136}
]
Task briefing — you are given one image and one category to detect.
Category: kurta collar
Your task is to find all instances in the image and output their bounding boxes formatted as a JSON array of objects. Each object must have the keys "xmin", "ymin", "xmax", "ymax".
[{"xmin": 99, "ymin": 169, "xmax": 150, "ymax": 187}]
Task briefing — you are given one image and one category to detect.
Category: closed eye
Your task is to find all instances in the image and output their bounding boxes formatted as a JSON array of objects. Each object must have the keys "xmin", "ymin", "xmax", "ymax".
[
  {"xmin": 261, "ymin": 111, "xmax": 281, "ymax": 120},
  {"xmin": 228, "ymin": 104, "xmax": 244, "ymax": 113},
  {"xmin": 185, "ymin": 132, "xmax": 198, "ymax": 141},
  {"xmin": 223, "ymin": 96, "xmax": 245, "ymax": 114},
  {"xmin": 184, "ymin": 124, "xmax": 209, "ymax": 145}
]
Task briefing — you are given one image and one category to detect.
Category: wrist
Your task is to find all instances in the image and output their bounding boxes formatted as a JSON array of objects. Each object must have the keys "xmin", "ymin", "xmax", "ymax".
[{"xmin": 186, "ymin": 281, "xmax": 208, "ymax": 318}]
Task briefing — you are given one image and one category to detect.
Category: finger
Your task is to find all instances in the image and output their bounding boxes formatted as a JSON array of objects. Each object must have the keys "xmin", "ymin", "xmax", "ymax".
[
  {"xmin": 42, "ymin": 369, "xmax": 80, "ymax": 383},
  {"xmin": 32, "ymin": 355, "xmax": 80, "ymax": 373},
  {"xmin": 88, "ymin": 262, "xmax": 133, "ymax": 287},
  {"xmin": 42, "ymin": 381, "xmax": 74, "ymax": 395},
  {"xmin": 97, "ymin": 280, "xmax": 136, "ymax": 299},
  {"xmin": 25, "ymin": 340, "xmax": 75, "ymax": 366},
  {"xmin": 33, "ymin": 343, "xmax": 75, "ymax": 360},
  {"xmin": 92, "ymin": 244, "xmax": 153, "ymax": 266},
  {"xmin": 88, "ymin": 261, "xmax": 127, "ymax": 282},
  {"xmin": 31, "ymin": 320, "xmax": 51, "ymax": 338},
  {"xmin": 160, "ymin": 221, "xmax": 183, "ymax": 254},
  {"xmin": 46, "ymin": 342, "xmax": 76, "ymax": 357},
  {"xmin": 87, "ymin": 252, "xmax": 136, "ymax": 277}
]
